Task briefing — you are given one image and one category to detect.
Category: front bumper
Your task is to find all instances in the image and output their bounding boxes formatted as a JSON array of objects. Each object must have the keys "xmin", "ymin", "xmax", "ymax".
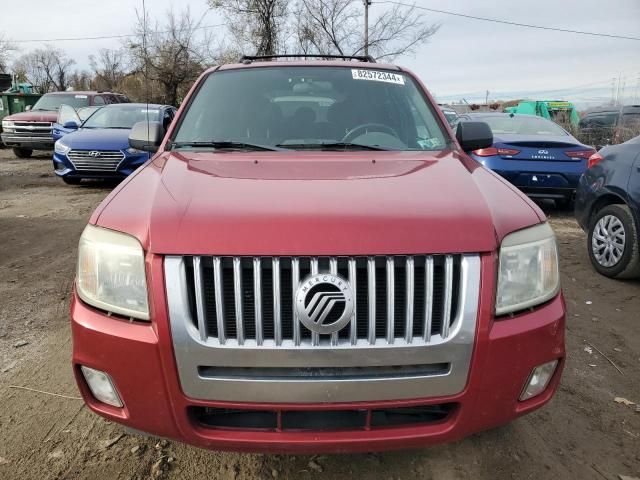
[
  {"xmin": 1, "ymin": 133, "xmax": 53, "ymax": 150},
  {"xmin": 71, "ymin": 254, "xmax": 565, "ymax": 453}
]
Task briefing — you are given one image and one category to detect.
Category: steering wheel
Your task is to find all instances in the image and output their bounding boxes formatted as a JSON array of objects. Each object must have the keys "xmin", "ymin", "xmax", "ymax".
[{"xmin": 342, "ymin": 123, "xmax": 400, "ymax": 143}]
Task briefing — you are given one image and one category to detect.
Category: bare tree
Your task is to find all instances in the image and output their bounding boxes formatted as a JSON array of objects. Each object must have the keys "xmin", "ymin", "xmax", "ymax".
[
  {"xmin": 69, "ymin": 70, "xmax": 92, "ymax": 91},
  {"xmin": 89, "ymin": 48, "xmax": 127, "ymax": 91},
  {"xmin": 208, "ymin": 0, "xmax": 288, "ymax": 56},
  {"xmin": 13, "ymin": 52, "xmax": 51, "ymax": 91},
  {"xmin": 294, "ymin": 0, "xmax": 360, "ymax": 56},
  {"xmin": 0, "ymin": 35, "xmax": 16, "ymax": 72},
  {"xmin": 12, "ymin": 46, "xmax": 76, "ymax": 92},
  {"xmin": 365, "ymin": 3, "xmax": 440, "ymax": 60},
  {"xmin": 210, "ymin": 0, "xmax": 437, "ymax": 60},
  {"xmin": 295, "ymin": 0, "xmax": 439, "ymax": 60},
  {"xmin": 129, "ymin": 8, "xmax": 214, "ymax": 105}
]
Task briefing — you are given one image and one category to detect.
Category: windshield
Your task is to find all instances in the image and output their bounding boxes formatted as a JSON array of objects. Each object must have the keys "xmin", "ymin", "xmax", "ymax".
[
  {"xmin": 33, "ymin": 94, "xmax": 90, "ymax": 111},
  {"xmin": 83, "ymin": 106, "xmax": 160, "ymax": 129},
  {"xmin": 78, "ymin": 106, "xmax": 102, "ymax": 122},
  {"xmin": 442, "ymin": 111, "xmax": 458, "ymax": 126},
  {"xmin": 172, "ymin": 66, "xmax": 448, "ymax": 151},
  {"xmin": 478, "ymin": 115, "xmax": 568, "ymax": 136}
]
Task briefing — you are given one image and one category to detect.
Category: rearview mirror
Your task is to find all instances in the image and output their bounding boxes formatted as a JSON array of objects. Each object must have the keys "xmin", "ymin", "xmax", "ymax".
[
  {"xmin": 25, "ymin": 105, "xmax": 32, "ymax": 111},
  {"xmin": 63, "ymin": 120, "xmax": 79, "ymax": 130},
  {"xmin": 456, "ymin": 121, "xmax": 493, "ymax": 152},
  {"xmin": 129, "ymin": 121, "xmax": 163, "ymax": 153}
]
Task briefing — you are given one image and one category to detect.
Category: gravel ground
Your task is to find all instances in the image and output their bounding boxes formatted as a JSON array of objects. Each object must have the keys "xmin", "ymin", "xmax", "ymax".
[{"xmin": 0, "ymin": 150, "xmax": 639, "ymax": 480}]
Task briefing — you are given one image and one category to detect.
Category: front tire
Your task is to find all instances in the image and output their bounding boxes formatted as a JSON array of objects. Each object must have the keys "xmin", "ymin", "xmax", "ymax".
[
  {"xmin": 62, "ymin": 177, "xmax": 81, "ymax": 185},
  {"xmin": 13, "ymin": 147, "xmax": 33, "ymax": 158},
  {"xmin": 588, "ymin": 204, "xmax": 640, "ymax": 279}
]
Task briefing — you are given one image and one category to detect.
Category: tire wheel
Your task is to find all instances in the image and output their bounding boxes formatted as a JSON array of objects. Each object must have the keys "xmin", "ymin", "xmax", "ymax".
[
  {"xmin": 588, "ymin": 204, "xmax": 640, "ymax": 279},
  {"xmin": 13, "ymin": 147, "xmax": 33, "ymax": 158},
  {"xmin": 62, "ymin": 177, "xmax": 81, "ymax": 185}
]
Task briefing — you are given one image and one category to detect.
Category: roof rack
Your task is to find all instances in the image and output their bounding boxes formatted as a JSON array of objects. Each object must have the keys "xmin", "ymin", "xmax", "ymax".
[{"xmin": 239, "ymin": 54, "xmax": 376, "ymax": 64}]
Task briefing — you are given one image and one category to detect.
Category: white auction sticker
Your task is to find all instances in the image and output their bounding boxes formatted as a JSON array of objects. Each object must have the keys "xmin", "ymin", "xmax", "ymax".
[{"xmin": 351, "ymin": 69, "xmax": 405, "ymax": 85}]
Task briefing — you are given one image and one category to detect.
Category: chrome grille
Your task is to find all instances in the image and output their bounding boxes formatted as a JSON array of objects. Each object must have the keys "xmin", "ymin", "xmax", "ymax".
[
  {"xmin": 12, "ymin": 121, "xmax": 52, "ymax": 138},
  {"xmin": 182, "ymin": 255, "xmax": 464, "ymax": 348},
  {"xmin": 166, "ymin": 254, "xmax": 480, "ymax": 402},
  {"xmin": 67, "ymin": 150, "xmax": 125, "ymax": 171}
]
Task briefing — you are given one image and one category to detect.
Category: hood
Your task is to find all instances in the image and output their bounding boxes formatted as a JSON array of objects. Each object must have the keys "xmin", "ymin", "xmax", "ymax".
[
  {"xmin": 60, "ymin": 128, "xmax": 131, "ymax": 150},
  {"xmin": 93, "ymin": 150, "xmax": 543, "ymax": 255},
  {"xmin": 5, "ymin": 111, "xmax": 57, "ymax": 122}
]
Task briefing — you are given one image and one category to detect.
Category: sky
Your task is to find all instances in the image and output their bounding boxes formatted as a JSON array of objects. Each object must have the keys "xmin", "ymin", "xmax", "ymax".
[{"xmin": 3, "ymin": 0, "xmax": 639, "ymax": 108}]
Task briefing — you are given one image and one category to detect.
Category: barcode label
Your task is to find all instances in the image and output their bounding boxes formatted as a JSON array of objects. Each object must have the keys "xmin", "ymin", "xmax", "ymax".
[{"xmin": 351, "ymin": 69, "xmax": 405, "ymax": 85}]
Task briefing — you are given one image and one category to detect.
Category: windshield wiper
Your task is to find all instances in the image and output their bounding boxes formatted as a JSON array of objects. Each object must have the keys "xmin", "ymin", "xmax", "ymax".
[
  {"xmin": 276, "ymin": 142, "xmax": 391, "ymax": 151},
  {"xmin": 169, "ymin": 141, "xmax": 287, "ymax": 152}
]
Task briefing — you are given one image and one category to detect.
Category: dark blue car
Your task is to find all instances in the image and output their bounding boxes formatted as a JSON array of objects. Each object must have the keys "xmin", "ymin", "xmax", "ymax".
[
  {"xmin": 460, "ymin": 113, "xmax": 595, "ymax": 206},
  {"xmin": 575, "ymin": 135, "xmax": 640, "ymax": 279},
  {"xmin": 52, "ymin": 103, "xmax": 176, "ymax": 184}
]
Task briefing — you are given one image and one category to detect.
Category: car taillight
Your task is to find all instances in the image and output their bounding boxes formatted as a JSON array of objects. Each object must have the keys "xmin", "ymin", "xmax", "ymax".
[
  {"xmin": 497, "ymin": 148, "xmax": 520, "ymax": 156},
  {"xmin": 565, "ymin": 149, "xmax": 596, "ymax": 160},
  {"xmin": 587, "ymin": 152, "xmax": 604, "ymax": 168},
  {"xmin": 473, "ymin": 147, "xmax": 497, "ymax": 156},
  {"xmin": 472, "ymin": 147, "xmax": 520, "ymax": 157}
]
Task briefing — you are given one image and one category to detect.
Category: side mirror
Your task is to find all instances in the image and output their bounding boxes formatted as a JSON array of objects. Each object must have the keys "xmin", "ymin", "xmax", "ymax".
[
  {"xmin": 63, "ymin": 120, "xmax": 79, "ymax": 130},
  {"xmin": 25, "ymin": 105, "xmax": 32, "ymax": 111},
  {"xmin": 456, "ymin": 121, "xmax": 493, "ymax": 151},
  {"xmin": 129, "ymin": 121, "xmax": 163, "ymax": 153}
]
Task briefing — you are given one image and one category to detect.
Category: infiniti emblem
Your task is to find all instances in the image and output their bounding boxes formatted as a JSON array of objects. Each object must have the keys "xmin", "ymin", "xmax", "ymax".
[
  {"xmin": 538, "ymin": 149, "xmax": 549, "ymax": 155},
  {"xmin": 89, "ymin": 151, "xmax": 102, "ymax": 157},
  {"xmin": 295, "ymin": 273, "xmax": 354, "ymax": 335}
]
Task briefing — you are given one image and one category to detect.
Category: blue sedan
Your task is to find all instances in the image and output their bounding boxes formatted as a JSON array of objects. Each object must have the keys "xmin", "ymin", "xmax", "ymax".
[
  {"xmin": 52, "ymin": 103, "xmax": 176, "ymax": 185},
  {"xmin": 575, "ymin": 135, "xmax": 640, "ymax": 278},
  {"xmin": 459, "ymin": 113, "xmax": 595, "ymax": 206}
]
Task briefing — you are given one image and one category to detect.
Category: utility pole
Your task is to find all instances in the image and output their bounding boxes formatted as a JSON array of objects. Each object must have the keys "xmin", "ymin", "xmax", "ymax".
[{"xmin": 364, "ymin": 0, "xmax": 372, "ymax": 57}]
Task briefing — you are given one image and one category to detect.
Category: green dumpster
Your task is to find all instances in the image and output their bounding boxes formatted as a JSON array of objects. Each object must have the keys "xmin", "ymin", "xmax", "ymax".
[
  {"xmin": 0, "ymin": 93, "xmax": 42, "ymax": 143},
  {"xmin": 503, "ymin": 100, "xmax": 580, "ymax": 132},
  {"xmin": 0, "ymin": 93, "xmax": 42, "ymax": 122}
]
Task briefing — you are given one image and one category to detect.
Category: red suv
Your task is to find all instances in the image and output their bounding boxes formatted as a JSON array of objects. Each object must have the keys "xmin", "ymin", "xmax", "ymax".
[
  {"xmin": 71, "ymin": 55, "xmax": 565, "ymax": 453},
  {"xmin": 1, "ymin": 91, "xmax": 127, "ymax": 158}
]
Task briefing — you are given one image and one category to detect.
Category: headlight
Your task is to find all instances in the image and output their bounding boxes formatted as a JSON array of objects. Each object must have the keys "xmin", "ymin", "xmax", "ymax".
[
  {"xmin": 54, "ymin": 140, "xmax": 71, "ymax": 155},
  {"xmin": 76, "ymin": 225, "xmax": 149, "ymax": 320},
  {"xmin": 496, "ymin": 222, "xmax": 560, "ymax": 315},
  {"xmin": 126, "ymin": 147, "xmax": 144, "ymax": 154},
  {"xmin": 2, "ymin": 120, "xmax": 14, "ymax": 132}
]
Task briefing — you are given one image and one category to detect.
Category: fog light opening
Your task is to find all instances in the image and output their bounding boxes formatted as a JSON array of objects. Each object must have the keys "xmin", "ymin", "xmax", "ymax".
[
  {"xmin": 80, "ymin": 366, "xmax": 123, "ymax": 408},
  {"xmin": 519, "ymin": 360, "xmax": 558, "ymax": 401}
]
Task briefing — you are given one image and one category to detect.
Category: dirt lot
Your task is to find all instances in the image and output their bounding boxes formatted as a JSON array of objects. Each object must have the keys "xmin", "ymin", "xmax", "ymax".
[{"xmin": 0, "ymin": 150, "xmax": 638, "ymax": 480}]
